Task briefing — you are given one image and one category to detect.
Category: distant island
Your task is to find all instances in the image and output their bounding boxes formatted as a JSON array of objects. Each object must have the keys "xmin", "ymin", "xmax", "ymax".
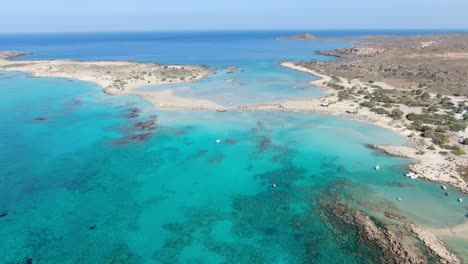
[
  {"xmin": 276, "ymin": 33, "xmax": 358, "ymax": 42},
  {"xmin": 276, "ymin": 33, "xmax": 321, "ymax": 40}
]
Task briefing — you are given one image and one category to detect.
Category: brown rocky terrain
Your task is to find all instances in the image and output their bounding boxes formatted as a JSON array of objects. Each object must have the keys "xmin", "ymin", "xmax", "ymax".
[
  {"xmin": 316, "ymin": 181, "xmax": 461, "ymax": 263},
  {"xmin": 299, "ymin": 34, "xmax": 468, "ymax": 96},
  {"xmin": 276, "ymin": 35, "xmax": 468, "ymax": 193}
]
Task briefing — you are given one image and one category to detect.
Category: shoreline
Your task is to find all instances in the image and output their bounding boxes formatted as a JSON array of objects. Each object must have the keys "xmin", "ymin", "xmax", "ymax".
[
  {"xmin": 0, "ymin": 51, "xmax": 228, "ymax": 111},
  {"xmin": 278, "ymin": 61, "xmax": 468, "ymax": 194},
  {"xmin": 279, "ymin": 62, "xmax": 466, "ymax": 261},
  {"xmin": 1, "ymin": 51, "xmax": 466, "ymax": 193}
]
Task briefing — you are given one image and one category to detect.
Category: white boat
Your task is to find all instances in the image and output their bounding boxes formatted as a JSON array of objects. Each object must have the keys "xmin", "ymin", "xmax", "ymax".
[
  {"xmin": 272, "ymin": 183, "xmax": 277, "ymax": 188},
  {"xmin": 405, "ymin": 172, "xmax": 419, "ymax": 179},
  {"xmin": 215, "ymin": 139, "xmax": 221, "ymax": 144},
  {"xmin": 441, "ymin": 185, "xmax": 448, "ymax": 190},
  {"xmin": 375, "ymin": 165, "xmax": 380, "ymax": 170},
  {"xmin": 458, "ymin": 198, "xmax": 464, "ymax": 203},
  {"xmin": 396, "ymin": 197, "xmax": 403, "ymax": 201}
]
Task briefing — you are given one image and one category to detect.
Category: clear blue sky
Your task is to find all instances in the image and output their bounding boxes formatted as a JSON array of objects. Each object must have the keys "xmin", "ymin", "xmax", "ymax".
[{"xmin": 2, "ymin": 0, "xmax": 468, "ymax": 32}]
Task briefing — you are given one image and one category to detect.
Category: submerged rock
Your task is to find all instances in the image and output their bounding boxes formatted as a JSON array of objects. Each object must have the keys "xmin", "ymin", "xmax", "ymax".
[
  {"xmin": 208, "ymin": 152, "xmax": 224, "ymax": 164},
  {"xmin": 384, "ymin": 211, "xmax": 406, "ymax": 221},
  {"xmin": 224, "ymin": 139, "xmax": 238, "ymax": 145},
  {"xmin": 257, "ymin": 136, "xmax": 272, "ymax": 152},
  {"xmin": 384, "ymin": 181, "xmax": 413, "ymax": 188},
  {"xmin": 33, "ymin": 117, "xmax": 47, "ymax": 121},
  {"xmin": 135, "ymin": 118, "xmax": 157, "ymax": 130},
  {"xmin": 129, "ymin": 133, "xmax": 153, "ymax": 141},
  {"xmin": 70, "ymin": 99, "xmax": 83, "ymax": 106},
  {"xmin": 111, "ymin": 132, "xmax": 154, "ymax": 145},
  {"xmin": 128, "ymin": 107, "xmax": 141, "ymax": 118},
  {"xmin": 0, "ymin": 210, "xmax": 8, "ymax": 218}
]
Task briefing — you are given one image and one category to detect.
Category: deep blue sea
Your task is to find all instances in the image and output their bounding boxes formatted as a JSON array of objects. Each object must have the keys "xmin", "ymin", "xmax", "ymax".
[{"xmin": 0, "ymin": 30, "xmax": 467, "ymax": 263}]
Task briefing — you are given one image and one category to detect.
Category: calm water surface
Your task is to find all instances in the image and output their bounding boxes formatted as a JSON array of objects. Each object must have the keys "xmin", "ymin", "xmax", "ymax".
[{"xmin": 0, "ymin": 30, "xmax": 467, "ymax": 263}]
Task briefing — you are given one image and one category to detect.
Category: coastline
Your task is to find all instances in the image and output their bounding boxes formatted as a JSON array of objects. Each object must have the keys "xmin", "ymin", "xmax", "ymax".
[
  {"xmin": 0, "ymin": 51, "xmax": 227, "ymax": 111},
  {"xmin": 1, "ymin": 51, "xmax": 465, "ymax": 193},
  {"xmin": 278, "ymin": 60, "xmax": 466, "ymax": 262},
  {"xmin": 278, "ymin": 61, "xmax": 468, "ymax": 194}
]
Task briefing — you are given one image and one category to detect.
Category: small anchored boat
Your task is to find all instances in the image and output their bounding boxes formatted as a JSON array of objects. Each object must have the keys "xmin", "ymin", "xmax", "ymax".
[
  {"xmin": 405, "ymin": 172, "xmax": 419, "ymax": 179},
  {"xmin": 458, "ymin": 198, "xmax": 464, "ymax": 203},
  {"xmin": 375, "ymin": 165, "xmax": 380, "ymax": 170},
  {"xmin": 396, "ymin": 197, "xmax": 403, "ymax": 201},
  {"xmin": 215, "ymin": 139, "xmax": 221, "ymax": 144},
  {"xmin": 441, "ymin": 185, "xmax": 448, "ymax": 190}
]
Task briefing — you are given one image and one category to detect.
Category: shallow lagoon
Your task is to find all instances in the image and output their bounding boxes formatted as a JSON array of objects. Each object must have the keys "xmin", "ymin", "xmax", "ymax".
[{"xmin": 0, "ymin": 72, "xmax": 466, "ymax": 263}]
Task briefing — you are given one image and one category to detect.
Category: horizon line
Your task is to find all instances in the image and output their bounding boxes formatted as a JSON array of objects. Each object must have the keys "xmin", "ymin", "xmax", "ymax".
[{"xmin": 2, "ymin": 28, "xmax": 468, "ymax": 35}]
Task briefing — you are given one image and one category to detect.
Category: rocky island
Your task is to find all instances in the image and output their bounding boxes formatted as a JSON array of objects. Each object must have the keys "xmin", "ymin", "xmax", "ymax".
[{"xmin": 276, "ymin": 33, "xmax": 321, "ymax": 41}]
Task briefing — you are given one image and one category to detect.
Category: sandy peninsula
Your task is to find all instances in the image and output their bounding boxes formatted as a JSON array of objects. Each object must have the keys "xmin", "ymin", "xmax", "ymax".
[{"xmin": 0, "ymin": 51, "xmax": 226, "ymax": 110}]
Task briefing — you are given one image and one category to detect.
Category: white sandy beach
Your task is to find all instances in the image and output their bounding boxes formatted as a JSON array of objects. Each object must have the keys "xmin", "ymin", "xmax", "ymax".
[{"xmin": 277, "ymin": 62, "xmax": 468, "ymax": 194}]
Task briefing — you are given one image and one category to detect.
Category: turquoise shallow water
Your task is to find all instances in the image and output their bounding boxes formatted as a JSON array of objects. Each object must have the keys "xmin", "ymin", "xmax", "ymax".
[
  {"xmin": 138, "ymin": 62, "xmax": 328, "ymax": 105},
  {"xmin": 0, "ymin": 72, "xmax": 466, "ymax": 263},
  {"xmin": 2, "ymin": 30, "xmax": 351, "ymax": 105}
]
